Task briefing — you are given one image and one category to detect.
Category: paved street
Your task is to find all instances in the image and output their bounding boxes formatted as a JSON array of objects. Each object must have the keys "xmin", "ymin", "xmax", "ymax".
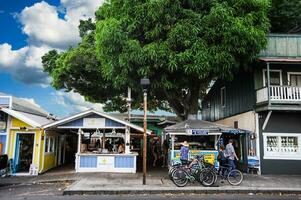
[{"xmin": 0, "ymin": 182, "xmax": 301, "ymax": 200}]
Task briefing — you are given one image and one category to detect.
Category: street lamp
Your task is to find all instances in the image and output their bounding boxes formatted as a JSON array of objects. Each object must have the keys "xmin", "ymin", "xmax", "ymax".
[{"xmin": 140, "ymin": 77, "xmax": 150, "ymax": 185}]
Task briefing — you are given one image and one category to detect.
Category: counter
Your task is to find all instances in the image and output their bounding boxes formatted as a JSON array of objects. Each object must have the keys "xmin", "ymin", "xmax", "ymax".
[{"xmin": 75, "ymin": 152, "xmax": 138, "ymax": 173}]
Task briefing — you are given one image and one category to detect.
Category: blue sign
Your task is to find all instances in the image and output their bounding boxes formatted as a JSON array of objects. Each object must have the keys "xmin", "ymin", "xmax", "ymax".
[{"xmin": 190, "ymin": 129, "xmax": 208, "ymax": 135}]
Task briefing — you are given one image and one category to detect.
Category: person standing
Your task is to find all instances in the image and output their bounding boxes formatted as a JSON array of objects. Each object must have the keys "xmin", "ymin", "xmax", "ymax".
[
  {"xmin": 161, "ymin": 139, "xmax": 169, "ymax": 167},
  {"xmin": 151, "ymin": 138, "xmax": 161, "ymax": 167},
  {"xmin": 225, "ymin": 139, "xmax": 239, "ymax": 170},
  {"xmin": 180, "ymin": 141, "xmax": 189, "ymax": 165}
]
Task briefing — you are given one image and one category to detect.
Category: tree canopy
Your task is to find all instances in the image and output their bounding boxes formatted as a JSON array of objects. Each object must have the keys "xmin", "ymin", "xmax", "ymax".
[
  {"xmin": 43, "ymin": 0, "xmax": 270, "ymax": 120},
  {"xmin": 269, "ymin": 0, "xmax": 301, "ymax": 33}
]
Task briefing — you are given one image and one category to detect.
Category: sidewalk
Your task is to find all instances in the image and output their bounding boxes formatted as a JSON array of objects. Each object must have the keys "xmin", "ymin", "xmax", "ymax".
[
  {"xmin": 63, "ymin": 174, "xmax": 301, "ymax": 195},
  {"xmin": 1, "ymin": 168, "xmax": 301, "ymax": 195}
]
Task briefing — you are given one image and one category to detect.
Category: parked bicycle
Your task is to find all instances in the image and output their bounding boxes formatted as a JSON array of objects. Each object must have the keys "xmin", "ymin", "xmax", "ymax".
[
  {"xmin": 171, "ymin": 155, "xmax": 215, "ymax": 187},
  {"xmin": 213, "ymin": 163, "xmax": 244, "ymax": 186}
]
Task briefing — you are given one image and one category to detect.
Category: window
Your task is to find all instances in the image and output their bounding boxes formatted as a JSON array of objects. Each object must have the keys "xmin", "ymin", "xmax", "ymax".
[
  {"xmin": 264, "ymin": 133, "xmax": 301, "ymax": 159},
  {"xmin": 45, "ymin": 136, "xmax": 56, "ymax": 153},
  {"xmin": 263, "ymin": 70, "xmax": 282, "ymax": 86},
  {"xmin": 221, "ymin": 87, "xmax": 226, "ymax": 107},
  {"xmin": 288, "ymin": 73, "xmax": 301, "ymax": 86}
]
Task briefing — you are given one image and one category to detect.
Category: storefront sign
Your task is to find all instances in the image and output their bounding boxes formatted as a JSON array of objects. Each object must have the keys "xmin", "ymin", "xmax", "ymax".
[
  {"xmin": 97, "ymin": 156, "xmax": 114, "ymax": 170},
  {"xmin": 186, "ymin": 129, "xmax": 209, "ymax": 135},
  {"xmin": 83, "ymin": 118, "xmax": 105, "ymax": 128}
]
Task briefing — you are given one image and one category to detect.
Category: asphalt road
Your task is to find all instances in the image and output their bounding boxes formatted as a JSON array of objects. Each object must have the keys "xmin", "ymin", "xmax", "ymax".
[{"xmin": 0, "ymin": 182, "xmax": 300, "ymax": 200}]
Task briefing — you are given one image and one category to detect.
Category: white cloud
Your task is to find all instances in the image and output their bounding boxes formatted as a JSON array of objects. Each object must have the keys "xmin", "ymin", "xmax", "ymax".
[
  {"xmin": 0, "ymin": 0, "xmax": 104, "ymax": 86},
  {"xmin": 0, "ymin": 43, "xmax": 51, "ymax": 85},
  {"xmin": 53, "ymin": 91, "xmax": 104, "ymax": 114}
]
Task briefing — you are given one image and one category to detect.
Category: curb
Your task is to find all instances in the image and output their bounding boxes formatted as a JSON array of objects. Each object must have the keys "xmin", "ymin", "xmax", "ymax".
[{"xmin": 63, "ymin": 188, "xmax": 301, "ymax": 195}]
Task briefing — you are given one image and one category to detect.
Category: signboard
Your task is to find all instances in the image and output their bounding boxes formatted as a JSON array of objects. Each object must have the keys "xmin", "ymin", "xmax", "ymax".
[
  {"xmin": 83, "ymin": 118, "xmax": 105, "ymax": 128},
  {"xmin": 170, "ymin": 150, "xmax": 219, "ymax": 168},
  {"xmin": 186, "ymin": 129, "xmax": 209, "ymax": 135},
  {"xmin": 97, "ymin": 156, "xmax": 115, "ymax": 170}
]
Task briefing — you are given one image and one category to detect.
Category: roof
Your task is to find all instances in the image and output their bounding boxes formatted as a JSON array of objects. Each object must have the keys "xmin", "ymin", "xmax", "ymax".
[
  {"xmin": 164, "ymin": 119, "xmax": 248, "ymax": 134},
  {"xmin": 0, "ymin": 92, "xmax": 50, "ymax": 117},
  {"xmin": 44, "ymin": 109, "xmax": 152, "ymax": 134},
  {"xmin": 259, "ymin": 57, "xmax": 301, "ymax": 63},
  {"xmin": 1, "ymin": 108, "xmax": 54, "ymax": 128}
]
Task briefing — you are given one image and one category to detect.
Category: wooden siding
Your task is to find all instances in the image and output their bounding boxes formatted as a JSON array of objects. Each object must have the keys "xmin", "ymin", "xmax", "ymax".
[
  {"xmin": 260, "ymin": 34, "xmax": 301, "ymax": 58},
  {"xmin": 202, "ymin": 72, "xmax": 255, "ymax": 121}
]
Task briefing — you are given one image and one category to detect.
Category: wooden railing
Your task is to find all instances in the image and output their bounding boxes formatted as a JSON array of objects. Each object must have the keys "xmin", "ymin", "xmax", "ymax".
[{"xmin": 256, "ymin": 86, "xmax": 301, "ymax": 104}]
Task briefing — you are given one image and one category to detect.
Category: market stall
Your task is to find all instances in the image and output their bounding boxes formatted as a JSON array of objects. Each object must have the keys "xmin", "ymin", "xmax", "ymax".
[
  {"xmin": 44, "ymin": 109, "xmax": 150, "ymax": 173},
  {"xmin": 165, "ymin": 119, "xmax": 248, "ymax": 169}
]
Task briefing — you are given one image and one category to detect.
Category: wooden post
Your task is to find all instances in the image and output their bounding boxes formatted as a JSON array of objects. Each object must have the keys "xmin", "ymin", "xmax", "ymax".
[
  {"xmin": 143, "ymin": 90, "xmax": 147, "ymax": 185},
  {"xmin": 267, "ymin": 62, "xmax": 271, "ymax": 105}
]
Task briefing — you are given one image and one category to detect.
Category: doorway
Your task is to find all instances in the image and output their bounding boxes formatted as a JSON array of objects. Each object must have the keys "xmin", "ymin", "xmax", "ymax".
[{"xmin": 14, "ymin": 133, "xmax": 34, "ymax": 173}]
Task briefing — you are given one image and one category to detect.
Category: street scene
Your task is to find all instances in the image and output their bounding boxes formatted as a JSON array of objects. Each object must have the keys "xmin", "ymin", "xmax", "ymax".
[{"xmin": 1, "ymin": 0, "xmax": 301, "ymax": 199}]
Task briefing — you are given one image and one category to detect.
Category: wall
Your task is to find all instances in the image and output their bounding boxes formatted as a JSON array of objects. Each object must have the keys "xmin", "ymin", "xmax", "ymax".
[
  {"xmin": 8, "ymin": 117, "xmax": 44, "ymax": 173},
  {"xmin": 202, "ymin": 71, "xmax": 256, "ymax": 121},
  {"xmin": 215, "ymin": 111, "xmax": 256, "ymax": 132},
  {"xmin": 259, "ymin": 111, "xmax": 301, "ymax": 174}
]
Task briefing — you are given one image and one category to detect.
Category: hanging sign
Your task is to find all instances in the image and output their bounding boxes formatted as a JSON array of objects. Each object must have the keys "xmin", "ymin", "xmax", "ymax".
[
  {"xmin": 83, "ymin": 118, "xmax": 105, "ymax": 128},
  {"xmin": 186, "ymin": 129, "xmax": 209, "ymax": 135}
]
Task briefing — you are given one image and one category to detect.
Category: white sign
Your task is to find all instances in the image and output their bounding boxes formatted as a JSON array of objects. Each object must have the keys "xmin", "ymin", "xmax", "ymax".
[
  {"xmin": 83, "ymin": 118, "xmax": 105, "ymax": 128},
  {"xmin": 97, "ymin": 156, "xmax": 115, "ymax": 170}
]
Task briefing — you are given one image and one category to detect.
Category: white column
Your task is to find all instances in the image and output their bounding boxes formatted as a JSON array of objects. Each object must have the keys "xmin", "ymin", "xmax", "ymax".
[
  {"xmin": 255, "ymin": 113, "xmax": 261, "ymax": 175},
  {"xmin": 125, "ymin": 127, "xmax": 130, "ymax": 154},
  {"xmin": 75, "ymin": 129, "xmax": 82, "ymax": 172},
  {"xmin": 171, "ymin": 135, "xmax": 175, "ymax": 159},
  {"xmin": 77, "ymin": 129, "xmax": 82, "ymax": 154}
]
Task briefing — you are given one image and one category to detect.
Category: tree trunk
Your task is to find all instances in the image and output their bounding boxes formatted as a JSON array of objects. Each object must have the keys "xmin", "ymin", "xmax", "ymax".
[
  {"xmin": 165, "ymin": 84, "xmax": 200, "ymax": 121},
  {"xmin": 184, "ymin": 84, "xmax": 200, "ymax": 120}
]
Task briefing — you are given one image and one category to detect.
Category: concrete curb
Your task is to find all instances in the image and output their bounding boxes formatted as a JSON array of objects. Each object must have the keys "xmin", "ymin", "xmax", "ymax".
[{"xmin": 63, "ymin": 187, "xmax": 301, "ymax": 195}]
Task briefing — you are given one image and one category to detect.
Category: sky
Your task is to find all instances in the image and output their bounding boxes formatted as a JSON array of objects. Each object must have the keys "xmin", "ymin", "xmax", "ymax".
[{"xmin": 0, "ymin": 0, "xmax": 175, "ymax": 118}]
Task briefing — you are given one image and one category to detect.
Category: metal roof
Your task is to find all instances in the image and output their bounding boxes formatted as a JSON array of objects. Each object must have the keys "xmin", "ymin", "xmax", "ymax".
[
  {"xmin": 164, "ymin": 119, "xmax": 248, "ymax": 134},
  {"xmin": 44, "ymin": 109, "xmax": 152, "ymax": 134},
  {"xmin": 1, "ymin": 108, "xmax": 54, "ymax": 128},
  {"xmin": 0, "ymin": 92, "xmax": 50, "ymax": 117}
]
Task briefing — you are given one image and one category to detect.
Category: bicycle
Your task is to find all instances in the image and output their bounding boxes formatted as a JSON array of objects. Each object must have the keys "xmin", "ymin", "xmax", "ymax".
[
  {"xmin": 213, "ymin": 163, "xmax": 244, "ymax": 186},
  {"xmin": 171, "ymin": 156, "xmax": 215, "ymax": 187}
]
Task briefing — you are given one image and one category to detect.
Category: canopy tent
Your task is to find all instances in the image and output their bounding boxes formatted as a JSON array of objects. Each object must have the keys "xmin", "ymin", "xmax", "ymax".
[{"xmin": 164, "ymin": 119, "xmax": 249, "ymax": 135}]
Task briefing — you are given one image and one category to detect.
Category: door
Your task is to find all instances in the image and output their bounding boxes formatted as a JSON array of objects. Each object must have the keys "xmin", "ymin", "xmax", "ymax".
[{"xmin": 14, "ymin": 133, "xmax": 34, "ymax": 173}]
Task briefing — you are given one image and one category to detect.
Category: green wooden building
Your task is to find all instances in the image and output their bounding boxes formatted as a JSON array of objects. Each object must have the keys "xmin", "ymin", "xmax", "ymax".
[{"xmin": 202, "ymin": 34, "xmax": 301, "ymax": 174}]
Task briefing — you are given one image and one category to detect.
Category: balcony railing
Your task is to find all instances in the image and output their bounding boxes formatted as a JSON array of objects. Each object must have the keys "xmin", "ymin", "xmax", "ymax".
[{"xmin": 256, "ymin": 86, "xmax": 301, "ymax": 104}]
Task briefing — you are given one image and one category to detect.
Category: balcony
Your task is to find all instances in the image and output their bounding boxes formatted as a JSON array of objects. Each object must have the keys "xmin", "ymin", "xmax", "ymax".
[{"xmin": 257, "ymin": 86, "xmax": 301, "ymax": 105}]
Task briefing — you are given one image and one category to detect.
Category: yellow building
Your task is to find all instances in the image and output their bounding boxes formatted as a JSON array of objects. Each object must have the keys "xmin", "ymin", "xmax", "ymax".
[{"xmin": 0, "ymin": 107, "xmax": 58, "ymax": 175}]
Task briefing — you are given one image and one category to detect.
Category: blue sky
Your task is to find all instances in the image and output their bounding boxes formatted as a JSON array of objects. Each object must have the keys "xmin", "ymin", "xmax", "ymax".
[
  {"xmin": 0, "ymin": 0, "xmax": 104, "ymax": 117},
  {"xmin": 0, "ymin": 0, "xmax": 174, "ymax": 118}
]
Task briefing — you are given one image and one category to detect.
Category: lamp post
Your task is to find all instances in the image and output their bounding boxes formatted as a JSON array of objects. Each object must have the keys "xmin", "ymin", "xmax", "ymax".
[{"xmin": 140, "ymin": 77, "xmax": 150, "ymax": 185}]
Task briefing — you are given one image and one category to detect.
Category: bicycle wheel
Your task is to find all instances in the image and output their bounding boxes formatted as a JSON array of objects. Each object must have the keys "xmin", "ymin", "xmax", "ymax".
[
  {"xmin": 172, "ymin": 169, "xmax": 189, "ymax": 187},
  {"xmin": 227, "ymin": 169, "xmax": 243, "ymax": 186},
  {"xmin": 198, "ymin": 168, "xmax": 215, "ymax": 187}
]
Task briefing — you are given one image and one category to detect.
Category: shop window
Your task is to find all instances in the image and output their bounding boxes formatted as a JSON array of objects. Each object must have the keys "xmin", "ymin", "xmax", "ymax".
[
  {"xmin": 264, "ymin": 134, "xmax": 300, "ymax": 159},
  {"xmin": 220, "ymin": 87, "xmax": 226, "ymax": 107}
]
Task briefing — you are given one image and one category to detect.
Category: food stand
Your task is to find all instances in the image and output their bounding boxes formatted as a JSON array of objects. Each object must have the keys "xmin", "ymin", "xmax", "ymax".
[
  {"xmin": 44, "ymin": 109, "xmax": 151, "ymax": 173},
  {"xmin": 165, "ymin": 119, "xmax": 248, "ymax": 169}
]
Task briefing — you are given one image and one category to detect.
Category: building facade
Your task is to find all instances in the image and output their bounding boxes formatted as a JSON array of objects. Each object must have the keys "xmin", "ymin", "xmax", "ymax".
[{"xmin": 202, "ymin": 34, "xmax": 301, "ymax": 174}]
